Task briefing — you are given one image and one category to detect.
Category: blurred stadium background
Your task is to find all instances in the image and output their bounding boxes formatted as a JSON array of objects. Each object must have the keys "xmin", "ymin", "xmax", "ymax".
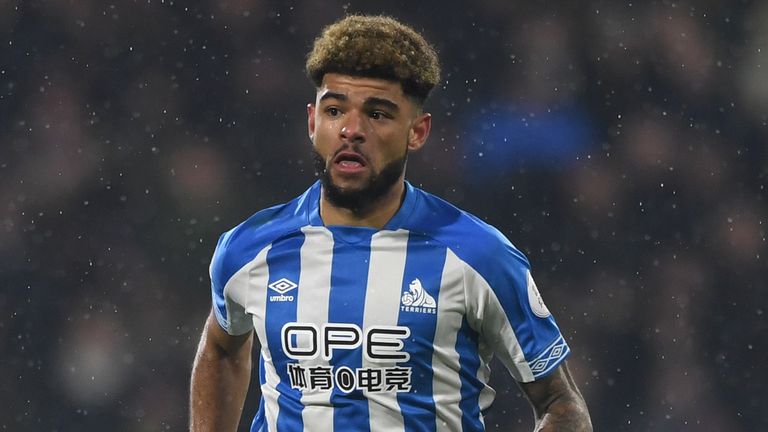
[{"xmin": 1, "ymin": 1, "xmax": 766, "ymax": 430}]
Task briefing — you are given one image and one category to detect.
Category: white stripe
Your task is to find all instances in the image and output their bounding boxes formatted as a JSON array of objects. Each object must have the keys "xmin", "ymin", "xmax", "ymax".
[
  {"xmin": 297, "ymin": 226, "xmax": 335, "ymax": 431},
  {"xmin": 237, "ymin": 246, "xmax": 271, "ymax": 347},
  {"xmin": 221, "ymin": 246, "xmax": 270, "ymax": 336},
  {"xmin": 431, "ymin": 249, "xmax": 466, "ymax": 430},
  {"xmin": 363, "ymin": 230, "xmax": 409, "ymax": 431},
  {"xmin": 462, "ymin": 263, "xmax": 532, "ymax": 383},
  {"xmin": 239, "ymin": 245, "xmax": 280, "ymax": 431},
  {"xmin": 475, "ymin": 339, "xmax": 494, "ymax": 428}
]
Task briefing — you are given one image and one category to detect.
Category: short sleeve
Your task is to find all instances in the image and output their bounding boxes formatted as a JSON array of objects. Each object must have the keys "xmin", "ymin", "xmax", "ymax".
[
  {"xmin": 209, "ymin": 232, "xmax": 254, "ymax": 336},
  {"xmin": 464, "ymin": 240, "xmax": 569, "ymax": 382}
]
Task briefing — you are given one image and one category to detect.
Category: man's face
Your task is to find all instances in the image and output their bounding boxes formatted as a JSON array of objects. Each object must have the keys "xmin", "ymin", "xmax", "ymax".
[{"xmin": 307, "ymin": 73, "xmax": 431, "ymax": 211}]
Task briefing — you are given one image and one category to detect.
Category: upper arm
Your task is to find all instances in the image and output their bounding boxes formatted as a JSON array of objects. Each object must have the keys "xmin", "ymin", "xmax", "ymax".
[
  {"xmin": 518, "ymin": 361, "xmax": 592, "ymax": 430},
  {"xmin": 190, "ymin": 311, "xmax": 254, "ymax": 432},
  {"xmin": 202, "ymin": 309, "xmax": 254, "ymax": 358}
]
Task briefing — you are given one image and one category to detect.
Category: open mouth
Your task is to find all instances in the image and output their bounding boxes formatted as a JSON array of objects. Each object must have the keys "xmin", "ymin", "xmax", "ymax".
[{"xmin": 333, "ymin": 151, "xmax": 367, "ymax": 169}]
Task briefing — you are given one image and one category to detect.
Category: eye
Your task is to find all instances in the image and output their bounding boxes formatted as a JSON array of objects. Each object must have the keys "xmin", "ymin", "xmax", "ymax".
[
  {"xmin": 326, "ymin": 107, "xmax": 341, "ymax": 117},
  {"xmin": 370, "ymin": 111, "xmax": 389, "ymax": 120}
]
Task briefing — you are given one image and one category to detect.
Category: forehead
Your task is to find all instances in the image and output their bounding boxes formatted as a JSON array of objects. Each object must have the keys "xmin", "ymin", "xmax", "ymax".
[{"xmin": 317, "ymin": 73, "xmax": 408, "ymax": 104}]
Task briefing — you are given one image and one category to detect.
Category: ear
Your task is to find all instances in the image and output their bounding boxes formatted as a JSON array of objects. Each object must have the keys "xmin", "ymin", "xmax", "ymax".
[
  {"xmin": 307, "ymin": 103, "xmax": 316, "ymax": 141},
  {"xmin": 407, "ymin": 112, "xmax": 431, "ymax": 151}
]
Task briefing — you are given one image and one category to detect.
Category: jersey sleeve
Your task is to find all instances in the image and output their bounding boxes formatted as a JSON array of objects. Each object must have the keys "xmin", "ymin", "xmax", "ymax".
[
  {"xmin": 209, "ymin": 231, "xmax": 254, "ymax": 336},
  {"xmin": 464, "ymin": 239, "xmax": 569, "ymax": 382}
]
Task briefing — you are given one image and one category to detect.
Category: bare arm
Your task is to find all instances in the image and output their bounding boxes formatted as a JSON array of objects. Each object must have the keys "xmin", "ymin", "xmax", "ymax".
[
  {"xmin": 190, "ymin": 310, "xmax": 254, "ymax": 432},
  {"xmin": 519, "ymin": 361, "xmax": 592, "ymax": 432}
]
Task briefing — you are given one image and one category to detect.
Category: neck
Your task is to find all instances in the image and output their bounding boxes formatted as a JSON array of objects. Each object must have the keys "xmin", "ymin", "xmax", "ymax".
[{"xmin": 320, "ymin": 181, "xmax": 406, "ymax": 229}]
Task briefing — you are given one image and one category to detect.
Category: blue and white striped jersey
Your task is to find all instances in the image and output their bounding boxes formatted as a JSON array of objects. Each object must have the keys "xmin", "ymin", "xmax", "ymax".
[{"xmin": 210, "ymin": 181, "xmax": 570, "ymax": 432}]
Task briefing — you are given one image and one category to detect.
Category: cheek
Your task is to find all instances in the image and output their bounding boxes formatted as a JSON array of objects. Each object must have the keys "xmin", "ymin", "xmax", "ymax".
[
  {"xmin": 381, "ymin": 132, "xmax": 410, "ymax": 156},
  {"xmin": 312, "ymin": 122, "xmax": 334, "ymax": 148},
  {"xmin": 318, "ymin": 118, "xmax": 343, "ymax": 135}
]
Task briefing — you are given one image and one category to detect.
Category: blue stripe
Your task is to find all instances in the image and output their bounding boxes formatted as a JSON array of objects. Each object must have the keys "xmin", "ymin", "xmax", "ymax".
[
  {"xmin": 456, "ymin": 317, "xmax": 484, "ymax": 432},
  {"xmin": 328, "ymin": 228, "xmax": 372, "ymax": 432},
  {"xmin": 396, "ymin": 234, "xmax": 446, "ymax": 432},
  {"xmin": 264, "ymin": 233, "xmax": 306, "ymax": 432}
]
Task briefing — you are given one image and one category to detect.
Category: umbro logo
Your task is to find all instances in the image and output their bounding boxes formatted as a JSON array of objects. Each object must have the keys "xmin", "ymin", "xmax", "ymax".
[
  {"xmin": 269, "ymin": 278, "xmax": 297, "ymax": 302},
  {"xmin": 269, "ymin": 278, "xmax": 298, "ymax": 294},
  {"xmin": 400, "ymin": 279, "xmax": 436, "ymax": 314}
]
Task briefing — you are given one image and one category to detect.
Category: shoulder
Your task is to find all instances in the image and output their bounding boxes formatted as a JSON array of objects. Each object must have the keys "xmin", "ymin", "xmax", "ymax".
[
  {"xmin": 404, "ymin": 186, "xmax": 530, "ymax": 280},
  {"xmin": 210, "ymin": 183, "xmax": 319, "ymax": 288}
]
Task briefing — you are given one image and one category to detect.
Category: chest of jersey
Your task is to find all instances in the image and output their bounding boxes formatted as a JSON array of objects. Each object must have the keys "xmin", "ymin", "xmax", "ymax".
[{"xmin": 245, "ymin": 226, "xmax": 467, "ymax": 395}]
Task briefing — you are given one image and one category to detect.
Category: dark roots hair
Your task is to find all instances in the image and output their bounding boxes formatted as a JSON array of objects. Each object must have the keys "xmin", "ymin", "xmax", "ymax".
[{"xmin": 306, "ymin": 15, "xmax": 441, "ymax": 104}]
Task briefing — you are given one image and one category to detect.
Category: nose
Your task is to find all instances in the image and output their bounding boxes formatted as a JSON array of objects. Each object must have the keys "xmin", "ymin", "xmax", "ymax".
[{"xmin": 339, "ymin": 110, "xmax": 366, "ymax": 143}]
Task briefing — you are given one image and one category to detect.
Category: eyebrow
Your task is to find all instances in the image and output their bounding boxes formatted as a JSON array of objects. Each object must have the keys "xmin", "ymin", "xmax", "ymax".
[
  {"xmin": 364, "ymin": 97, "xmax": 400, "ymax": 113},
  {"xmin": 319, "ymin": 92, "xmax": 401, "ymax": 113},
  {"xmin": 319, "ymin": 91, "xmax": 348, "ymax": 103}
]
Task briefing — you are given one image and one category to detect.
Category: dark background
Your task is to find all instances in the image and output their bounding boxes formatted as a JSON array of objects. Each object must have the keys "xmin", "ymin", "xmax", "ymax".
[{"xmin": 2, "ymin": 1, "xmax": 766, "ymax": 430}]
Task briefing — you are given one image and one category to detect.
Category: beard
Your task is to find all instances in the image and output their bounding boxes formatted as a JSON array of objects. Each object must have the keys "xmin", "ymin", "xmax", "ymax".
[{"xmin": 312, "ymin": 146, "xmax": 408, "ymax": 214}]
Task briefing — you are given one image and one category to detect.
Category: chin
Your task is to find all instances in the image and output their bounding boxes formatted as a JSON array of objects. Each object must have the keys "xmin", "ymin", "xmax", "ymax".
[{"xmin": 329, "ymin": 171, "xmax": 371, "ymax": 190}]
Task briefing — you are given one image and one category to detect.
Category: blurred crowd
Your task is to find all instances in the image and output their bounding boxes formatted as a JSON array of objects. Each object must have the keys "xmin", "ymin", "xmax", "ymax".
[{"xmin": 1, "ymin": 1, "xmax": 766, "ymax": 431}]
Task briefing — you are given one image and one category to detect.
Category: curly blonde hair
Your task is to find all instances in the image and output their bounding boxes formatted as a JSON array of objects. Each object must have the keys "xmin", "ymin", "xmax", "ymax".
[{"xmin": 306, "ymin": 15, "xmax": 441, "ymax": 104}]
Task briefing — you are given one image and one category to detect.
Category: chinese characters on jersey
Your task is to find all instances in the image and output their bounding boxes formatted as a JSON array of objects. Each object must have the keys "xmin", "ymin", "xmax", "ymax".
[{"xmin": 287, "ymin": 363, "xmax": 412, "ymax": 393}]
